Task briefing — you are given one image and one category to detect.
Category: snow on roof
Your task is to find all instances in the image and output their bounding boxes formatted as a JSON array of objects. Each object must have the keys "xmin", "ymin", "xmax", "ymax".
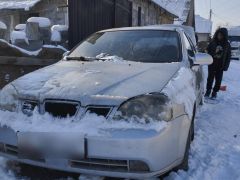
[
  {"xmin": 195, "ymin": 15, "xmax": 212, "ymax": 34},
  {"xmin": 228, "ymin": 26, "xmax": 240, "ymax": 36},
  {"xmin": 0, "ymin": 21, "xmax": 7, "ymax": 30},
  {"xmin": 0, "ymin": 0, "xmax": 41, "ymax": 11},
  {"xmin": 27, "ymin": 17, "xmax": 51, "ymax": 28},
  {"xmin": 152, "ymin": 0, "xmax": 191, "ymax": 22}
]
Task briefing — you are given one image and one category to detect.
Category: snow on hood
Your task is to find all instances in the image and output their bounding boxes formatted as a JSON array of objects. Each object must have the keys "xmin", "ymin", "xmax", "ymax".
[
  {"xmin": 0, "ymin": 110, "xmax": 167, "ymax": 137},
  {"xmin": 11, "ymin": 61, "xmax": 180, "ymax": 105}
]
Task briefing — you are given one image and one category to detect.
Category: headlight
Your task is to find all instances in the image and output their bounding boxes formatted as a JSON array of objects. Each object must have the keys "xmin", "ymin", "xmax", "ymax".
[
  {"xmin": 114, "ymin": 94, "xmax": 173, "ymax": 123},
  {"xmin": 0, "ymin": 84, "xmax": 19, "ymax": 112}
]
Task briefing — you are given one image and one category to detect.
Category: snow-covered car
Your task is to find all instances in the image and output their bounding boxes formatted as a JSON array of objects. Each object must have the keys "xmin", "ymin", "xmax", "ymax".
[{"xmin": 0, "ymin": 25, "xmax": 213, "ymax": 179}]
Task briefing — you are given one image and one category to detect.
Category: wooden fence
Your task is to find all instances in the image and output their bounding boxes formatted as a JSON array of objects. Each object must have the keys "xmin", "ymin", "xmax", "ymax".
[{"xmin": 0, "ymin": 56, "xmax": 59, "ymax": 89}]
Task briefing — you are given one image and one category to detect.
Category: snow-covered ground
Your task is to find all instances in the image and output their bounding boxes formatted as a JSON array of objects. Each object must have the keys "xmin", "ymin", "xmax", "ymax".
[{"xmin": 0, "ymin": 60, "xmax": 239, "ymax": 180}]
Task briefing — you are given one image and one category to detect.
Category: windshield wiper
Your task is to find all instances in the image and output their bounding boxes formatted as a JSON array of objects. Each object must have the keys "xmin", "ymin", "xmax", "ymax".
[{"xmin": 66, "ymin": 56, "xmax": 101, "ymax": 61}]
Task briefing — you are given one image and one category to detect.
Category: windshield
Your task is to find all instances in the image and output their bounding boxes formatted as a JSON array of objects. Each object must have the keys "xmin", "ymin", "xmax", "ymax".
[
  {"xmin": 69, "ymin": 30, "xmax": 181, "ymax": 63},
  {"xmin": 229, "ymin": 36, "xmax": 240, "ymax": 42}
]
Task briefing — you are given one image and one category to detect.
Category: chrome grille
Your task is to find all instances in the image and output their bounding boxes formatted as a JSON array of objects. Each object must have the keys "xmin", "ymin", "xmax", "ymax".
[
  {"xmin": 44, "ymin": 100, "xmax": 80, "ymax": 118},
  {"xmin": 86, "ymin": 107, "xmax": 112, "ymax": 117}
]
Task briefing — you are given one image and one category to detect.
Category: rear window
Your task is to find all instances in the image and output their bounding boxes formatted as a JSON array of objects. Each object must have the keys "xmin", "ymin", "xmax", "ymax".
[{"xmin": 69, "ymin": 30, "xmax": 181, "ymax": 63}]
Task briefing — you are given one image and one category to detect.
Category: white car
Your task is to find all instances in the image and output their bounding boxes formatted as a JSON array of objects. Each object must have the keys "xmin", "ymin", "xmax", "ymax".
[{"xmin": 0, "ymin": 25, "xmax": 212, "ymax": 179}]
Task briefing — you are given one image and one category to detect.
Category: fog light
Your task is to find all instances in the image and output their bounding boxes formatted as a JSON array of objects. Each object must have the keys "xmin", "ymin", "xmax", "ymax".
[{"xmin": 129, "ymin": 160, "xmax": 149, "ymax": 172}]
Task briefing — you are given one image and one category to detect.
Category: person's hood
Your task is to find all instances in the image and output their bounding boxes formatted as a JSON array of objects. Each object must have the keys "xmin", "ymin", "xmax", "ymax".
[
  {"xmin": 213, "ymin": 27, "xmax": 229, "ymax": 43},
  {"xmin": 11, "ymin": 61, "xmax": 181, "ymax": 106}
]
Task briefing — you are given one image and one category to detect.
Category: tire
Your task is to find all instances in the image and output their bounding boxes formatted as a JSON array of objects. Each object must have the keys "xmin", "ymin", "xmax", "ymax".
[{"xmin": 176, "ymin": 122, "xmax": 193, "ymax": 171}]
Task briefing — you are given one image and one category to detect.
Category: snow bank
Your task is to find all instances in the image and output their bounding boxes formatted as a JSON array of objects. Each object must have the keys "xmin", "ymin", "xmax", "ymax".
[
  {"xmin": 0, "ymin": 21, "xmax": 7, "ymax": 30},
  {"xmin": 27, "ymin": 17, "xmax": 51, "ymax": 28},
  {"xmin": 163, "ymin": 67, "xmax": 196, "ymax": 118},
  {"xmin": 10, "ymin": 30, "xmax": 29, "ymax": 44},
  {"xmin": 15, "ymin": 24, "xmax": 26, "ymax": 31},
  {"xmin": 0, "ymin": 0, "xmax": 40, "ymax": 11}
]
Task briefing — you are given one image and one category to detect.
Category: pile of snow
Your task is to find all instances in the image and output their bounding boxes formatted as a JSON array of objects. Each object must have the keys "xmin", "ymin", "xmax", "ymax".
[
  {"xmin": 195, "ymin": 15, "xmax": 213, "ymax": 34},
  {"xmin": 0, "ymin": 21, "xmax": 7, "ymax": 30},
  {"xmin": 0, "ymin": 110, "xmax": 167, "ymax": 137},
  {"xmin": 27, "ymin": 17, "xmax": 51, "ymax": 28},
  {"xmin": 0, "ymin": 0, "xmax": 40, "ymax": 11},
  {"xmin": 14, "ymin": 24, "xmax": 26, "ymax": 31},
  {"xmin": 10, "ymin": 30, "xmax": 29, "ymax": 44}
]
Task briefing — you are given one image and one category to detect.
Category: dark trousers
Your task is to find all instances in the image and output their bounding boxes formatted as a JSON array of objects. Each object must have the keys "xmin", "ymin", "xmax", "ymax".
[{"xmin": 206, "ymin": 65, "xmax": 224, "ymax": 92}]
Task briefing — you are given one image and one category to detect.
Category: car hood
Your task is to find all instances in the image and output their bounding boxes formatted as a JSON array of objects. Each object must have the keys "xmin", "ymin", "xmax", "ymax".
[{"xmin": 12, "ymin": 61, "xmax": 180, "ymax": 106}]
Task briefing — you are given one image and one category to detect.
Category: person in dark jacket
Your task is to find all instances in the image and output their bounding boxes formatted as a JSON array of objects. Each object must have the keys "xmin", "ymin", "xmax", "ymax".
[{"xmin": 205, "ymin": 28, "xmax": 231, "ymax": 99}]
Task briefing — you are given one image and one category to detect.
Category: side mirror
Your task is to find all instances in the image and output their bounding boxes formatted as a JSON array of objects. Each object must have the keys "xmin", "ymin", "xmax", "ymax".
[{"xmin": 194, "ymin": 53, "xmax": 213, "ymax": 65}]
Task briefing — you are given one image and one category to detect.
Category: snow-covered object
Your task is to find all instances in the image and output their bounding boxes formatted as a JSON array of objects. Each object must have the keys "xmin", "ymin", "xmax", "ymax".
[
  {"xmin": 152, "ymin": 0, "xmax": 190, "ymax": 22},
  {"xmin": 10, "ymin": 30, "xmax": 29, "ymax": 44},
  {"xmin": 195, "ymin": 15, "xmax": 212, "ymax": 34},
  {"xmin": 228, "ymin": 26, "xmax": 240, "ymax": 36},
  {"xmin": 15, "ymin": 24, "xmax": 26, "ymax": 31},
  {"xmin": 0, "ymin": 39, "xmax": 41, "ymax": 56},
  {"xmin": 163, "ymin": 67, "xmax": 196, "ymax": 118},
  {"xmin": 51, "ymin": 25, "xmax": 68, "ymax": 32},
  {"xmin": 0, "ymin": 0, "xmax": 40, "ymax": 11},
  {"xmin": 0, "ymin": 110, "xmax": 167, "ymax": 135},
  {"xmin": 51, "ymin": 30, "xmax": 61, "ymax": 42},
  {"xmin": 27, "ymin": 17, "xmax": 51, "ymax": 28},
  {"xmin": 0, "ymin": 21, "xmax": 7, "ymax": 30}
]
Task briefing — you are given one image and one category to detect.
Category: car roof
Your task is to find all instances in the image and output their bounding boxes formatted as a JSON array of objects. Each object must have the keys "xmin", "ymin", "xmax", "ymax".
[{"xmin": 99, "ymin": 24, "xmax": 183, "ymax": 32}]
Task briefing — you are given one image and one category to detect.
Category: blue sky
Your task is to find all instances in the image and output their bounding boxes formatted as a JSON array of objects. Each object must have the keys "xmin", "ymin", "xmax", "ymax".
[{"xmin": 195, "ymin": 0, "xmax": 240, "ymax": 32}]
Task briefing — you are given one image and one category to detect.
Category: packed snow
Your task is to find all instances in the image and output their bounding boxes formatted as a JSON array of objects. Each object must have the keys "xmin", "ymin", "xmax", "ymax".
[
  {"xmin": 10, "ymin": 31, "xmax": 29, "ymax": 44},
  {"xmin": 0, "ymin": 21, "xmax": 7, "ymax": 30},
  {"xmin": 51, "ymin": 25, "xmax": 68, "ymax": 32},
  {"xmin": 0, "ymin": 0, "xmax": 40, "ymax": 11},
  {"xmin": 0, "ymin": 61, "xmax": 239, "ymax": 179},
  {"xmin": 163, "ymin": 67, "xmax": 196, "ymax": 118},
  {"xmin": 14, "ymin": 24, "xmax": 26, "ymax": 31},
  {"xmin": 27, "ymin": 17, "xmax": 51, "ymax": 28}
]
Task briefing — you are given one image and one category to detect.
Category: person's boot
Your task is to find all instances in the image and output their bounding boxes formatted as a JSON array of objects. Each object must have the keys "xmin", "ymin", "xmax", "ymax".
[
  {"xmin": 205, "ymin": 90, "xmax": 211, "ymax": 98},
  {"xmin": 211, "ymin": 91, "xmax": 217, "ymax": 99}
]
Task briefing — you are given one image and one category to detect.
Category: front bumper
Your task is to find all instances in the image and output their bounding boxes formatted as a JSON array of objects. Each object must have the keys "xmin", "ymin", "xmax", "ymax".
[{"xmin": 0, "ymin": 115, "xmax": 190, "ymax": 179}]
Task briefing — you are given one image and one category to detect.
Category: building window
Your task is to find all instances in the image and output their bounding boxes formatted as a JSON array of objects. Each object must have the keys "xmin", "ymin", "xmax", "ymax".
[{"xmin": 138, "ymin": 7, "xmax": 141, "ymax": 26}]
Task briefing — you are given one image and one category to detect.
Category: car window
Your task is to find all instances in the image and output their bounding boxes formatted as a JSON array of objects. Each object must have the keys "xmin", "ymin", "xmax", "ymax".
[
  {"xmin": 69, "ymin": 30, "xmax": 181, "ymax": 63},
  {"xmin": 184, "ymin": 32, "xmax": 196, "ymax": 55}
]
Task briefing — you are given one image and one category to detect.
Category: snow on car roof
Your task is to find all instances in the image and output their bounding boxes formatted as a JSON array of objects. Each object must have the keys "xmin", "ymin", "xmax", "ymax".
[
  {"xmin": 0, "ymin": 0, "xmax": 41, "ymax": 11},
  {"xmin": 99, "ymin": 25, "xmax": 183, "ymax": 32}
]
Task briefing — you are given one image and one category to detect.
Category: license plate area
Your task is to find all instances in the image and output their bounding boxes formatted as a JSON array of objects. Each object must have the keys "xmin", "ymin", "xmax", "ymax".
[{"xmin": 18, "ymin": 132, "xmax": 85, "ymax": 160}]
